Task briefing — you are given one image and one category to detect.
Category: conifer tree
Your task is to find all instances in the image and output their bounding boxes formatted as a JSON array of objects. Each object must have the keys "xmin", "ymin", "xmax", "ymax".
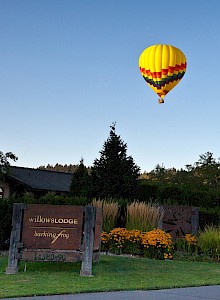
[
  {"xmin": 91, "ymin": 123, "xmax": 140, "ymax": 199},
  {"xmin": 70, "ymin": 159, "xmax": 91, "ymax": 197}
]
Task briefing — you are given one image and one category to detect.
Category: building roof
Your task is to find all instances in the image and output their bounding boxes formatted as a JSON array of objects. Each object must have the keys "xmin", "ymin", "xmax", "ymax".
[{"xmin": 7, "ymin": 166, "xmax": 73, "ymax": 192}]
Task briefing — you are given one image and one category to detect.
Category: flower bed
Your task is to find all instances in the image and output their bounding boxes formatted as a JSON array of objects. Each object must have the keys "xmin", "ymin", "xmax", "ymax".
[
  {"xmin": 101, "ymin": 228, "xmax": 173, "ymax": 260},
  {"xmin": 101, "ymin": 228, "xmax": 220, "ymax": 262}
]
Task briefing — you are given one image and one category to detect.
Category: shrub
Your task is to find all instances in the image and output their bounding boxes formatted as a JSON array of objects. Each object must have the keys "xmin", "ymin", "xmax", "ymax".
[
  {"xmin": 199, "ymin": 207, "xmax": 220, "ymax": 230},
  {"xmin": 188, "ymin": 190, "xmax": 212, "ymax": 208},
  {"xmin": 123, "ymin": 229, "xmax": 143, "ymax": 255},
  {"xmin": 126, "ymin": 201, "xmax": 163, "ymax": 232},
  {"xmin": 101, "ymin": 231, "xmax": 110, "ymax": 253},
  {"xmin": 197, "ymin": 226, "xmax": 220, "ymax": 260},
  {"xmin": 174, "ymin": 234, "xmax": 198, "ymax": 254},
  {"xmin": 101, "ymin": 228, "xmax": 173, "ymax": 259},
  {"xmin": 138, "ymin": 181, "xmax": 160, "ymax": 201},
  {"xmin": 160, "ymin": 185, "xmax": 187, "ymax": 205},
  {"xmin": 141, "ymin": 228, "xmax": 173, "ymax": 260},
  {"xmin": 107, "ymin": 228, "xmax": 128, "ymax": 255},
  {"xmin": 101, "ymin": 228, "xmax": 142, "ymax": 255},
  {"xmin": 0, "ymin": 199, "xmax": 13, "ymax": 250},
  {"xmin": 16, "ymin": 192, "xmax": 90, "ymax": 206}
]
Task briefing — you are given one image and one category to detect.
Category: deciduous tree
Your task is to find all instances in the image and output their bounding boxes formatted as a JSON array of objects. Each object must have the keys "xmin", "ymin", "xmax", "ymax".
[{"xmin": 0, "ymin": 151, "xmax": 18, "ymax": 178}]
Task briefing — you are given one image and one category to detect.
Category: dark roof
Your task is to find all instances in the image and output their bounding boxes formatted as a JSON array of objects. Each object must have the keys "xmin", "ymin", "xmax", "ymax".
[{"xmin": 7, "ymin": 166, "xmax": 73, "ymax": 192}]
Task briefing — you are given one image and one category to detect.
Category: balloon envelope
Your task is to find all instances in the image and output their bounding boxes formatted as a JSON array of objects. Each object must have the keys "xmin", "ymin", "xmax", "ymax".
[{"xmin": 139, "ymin": 44, "xmax": 187, "ymax": 103}]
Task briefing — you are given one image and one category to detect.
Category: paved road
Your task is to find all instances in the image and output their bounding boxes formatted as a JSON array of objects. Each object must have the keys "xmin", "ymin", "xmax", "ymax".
[{"xmin": 2, "ymin": 286, "xmax": 220, "ymax": 300}]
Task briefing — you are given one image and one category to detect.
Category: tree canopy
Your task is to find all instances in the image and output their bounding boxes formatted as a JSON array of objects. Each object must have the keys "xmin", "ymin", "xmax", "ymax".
[
  {"xmin": 0, "ymin": 151, "xmax": 18, "ymax": 178},
  {"xmin": 139, "ymin": 152, "xmax": 220, "ymax": 207}
]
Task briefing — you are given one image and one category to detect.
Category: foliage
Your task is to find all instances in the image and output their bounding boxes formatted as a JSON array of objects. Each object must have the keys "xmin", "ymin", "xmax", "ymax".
[
  {"xmin": 91, "ymin": 198, "xmax": 119, "ymax": 232},
  {"xmin": 14, "ymin": 192, "xmax": 90, "ymax": 206},
  {"xmin": 70, "ymin": 159, "xmax": 91, "ymax": 197},
  {"xmin": 101, "ymin": 228, "xmax": 173, "ymax": 259},
  {"xmin": 122, "ymin": 229, "xmax": 143, "ymax": 255},
  {"xmin": 0, "ymin": 151, "xmax": 18, "ymax": 178},
  {"xmin": 38, "ymin": 163, "xmax": 91, "ymax": 174},
  {"xmin": 141, "ymin": 228, "xmax": 173, "ymax": 260},
  {"xmin": 0, "ymin": 198, "xmax": 13, "ymax": 250},
  {"xmin": 188, "ymin": 190, "xmax": 212, "ymax": 208},
  {"xmin": 91, "ymin": 123, "xmax": 140, "ymax": 199},
  {"xmin": 101, "ymin": 228, "xmax": 143, "ymax": 256},
  {"xmin": 141, "ymin": 152, "xmax": 220, "ymax": 209},
  {"xmin": 193, "ymin": 152, "xmax": 220, "ymax": 189},
  {"xmin": 104, "ymin": 228, "xmax": 128, "ymax": 255},
  {"xmin": 174, "ymin": 234, "xmax": 198, "ymax": 254},
  {"xmin": 126, "ymin": 201, "xmax": 163, "ymax": 232},
  {"xmin": 138, "ymin": 181, "xmax": 160, "ymax": 201},
  {"xmin": 160, "ymin": 185, "xmax": 187, "ymax": 205},
  {"xmin": 197, "ymin": 226, "xmax": 220, "ymax": 260},
  {"xmin": 199, "ymin": 207, "xmax": 220, "ymax": 229},
  {"xmin": 172, "ymin": 251, "xmax": 214, "ymax": 262}
]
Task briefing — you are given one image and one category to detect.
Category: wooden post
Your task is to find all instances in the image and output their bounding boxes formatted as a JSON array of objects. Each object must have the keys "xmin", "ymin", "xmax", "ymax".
[
  {"xmin": 6, "ymin": 203, "xmax": 25, "ymax": 274},
  {"xmin": 191, "ymin": 207, "xmax": 199, "ymax": 235},
  {"xmin": 158, "ymin": 205, "xmax": 164, "ymax": 229},
  {"xmin": 80, "ymin": 206, "xmax": 96, "ymax": 277}
]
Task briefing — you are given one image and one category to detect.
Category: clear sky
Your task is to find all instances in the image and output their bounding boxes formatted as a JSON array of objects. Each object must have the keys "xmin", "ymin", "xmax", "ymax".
[{"xmin": 1, "ymin": 0, "xmax": 220, "ymax": 172}]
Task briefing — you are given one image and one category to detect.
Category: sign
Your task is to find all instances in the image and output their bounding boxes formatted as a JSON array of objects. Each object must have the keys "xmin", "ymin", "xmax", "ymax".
[
  {"xmin": 22, "ymin": 204, "xmax": 83, "ymax": 250},
  {"xmin": 6, "ymin": 204, "xmax": 102, "ymax": 276}
]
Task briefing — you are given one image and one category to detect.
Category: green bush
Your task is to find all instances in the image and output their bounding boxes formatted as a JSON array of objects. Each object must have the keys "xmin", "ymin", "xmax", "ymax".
[
  {"xmin": 188, "ymin": 190, "xmax": 212, "ymax": 208},
  {"xmin": 160, "ymin": 185, "xmax": 187, "ymax": 205},
  {"xmin": 15, "ymin": 192, "xmax": 90, "ymax": 206},
  {"xmin": 174, "ymin": 234, "xmax": 198, "ymax": 254},
  {"xmin": 138, "ymin": 181, "xmax": 160, "ymax": 201},
  {"xmin": 198, "ymin": 226, "xmax": 220, "ymax": 260},
  {"xmin": 199, "ymin": 207, "xmax": 220, "ymax": 230},
  {"xmin": 0, "ymin": 199, "xmax": 13, "ymax": 250}
]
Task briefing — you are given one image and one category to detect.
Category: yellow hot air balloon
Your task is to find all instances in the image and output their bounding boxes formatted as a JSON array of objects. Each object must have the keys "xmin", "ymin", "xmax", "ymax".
[{"xmin": 139, "ymin": 44, "xmax": 187, "ymax": 104}]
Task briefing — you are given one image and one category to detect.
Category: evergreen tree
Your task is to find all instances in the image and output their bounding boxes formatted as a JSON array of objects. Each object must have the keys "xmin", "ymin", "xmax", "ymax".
[
  {"xmin": 91, "ymin": 123, "xmax": 140, "ymax": 199},
  {"xmin": 70, "ymin": 159, "xmax": 91, "ymax": 197}
]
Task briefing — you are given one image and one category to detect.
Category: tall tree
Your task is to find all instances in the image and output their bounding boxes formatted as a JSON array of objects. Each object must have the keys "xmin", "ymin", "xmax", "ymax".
[
  {"xmin": 91, "ymin": 123, "xmax": 140, "ymax": 199},
  {"xmin": 70, "ymin": 158, "xmax": 91, "ymax": 197},
  {"xmin": 193, "ymin": 152, "xmax": 220, "ymax": 190}
]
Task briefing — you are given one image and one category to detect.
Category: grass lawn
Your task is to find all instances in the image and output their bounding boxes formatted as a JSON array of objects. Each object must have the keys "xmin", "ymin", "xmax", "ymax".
[{"xmin": 0, "ymin": 254, "xmax": 220, "ymax": 298}]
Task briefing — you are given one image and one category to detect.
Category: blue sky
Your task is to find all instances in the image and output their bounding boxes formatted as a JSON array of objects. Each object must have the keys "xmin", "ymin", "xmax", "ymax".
[{"xmin": 1, "ymin": 0, "xmax": 220, "ymax": 172}]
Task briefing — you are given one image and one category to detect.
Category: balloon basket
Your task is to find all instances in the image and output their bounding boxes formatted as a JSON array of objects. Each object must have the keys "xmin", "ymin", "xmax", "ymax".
[{"xmin": 158, "ymin": 98, "xmax": 164, "ymax": 104}]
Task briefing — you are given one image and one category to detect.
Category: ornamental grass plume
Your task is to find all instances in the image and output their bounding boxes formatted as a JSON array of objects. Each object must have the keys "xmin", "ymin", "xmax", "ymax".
[
  {"xmin": 91, "ymin": 198, "xmax": 119, "ymax": 232},
  {"xmin": 126, "ymin": 201, "xmax": 164, "ymax": 232},
  {"xmin": 197, "ymin": 226, "xmax": 220, "ymax": 260}
]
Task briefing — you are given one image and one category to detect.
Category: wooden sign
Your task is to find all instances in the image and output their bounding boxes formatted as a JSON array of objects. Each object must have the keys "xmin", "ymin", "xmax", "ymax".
[
  {"xmin": 6, "ymin": 204, "xmax": 102, "ymax": 277},
  {"xmin": 22, "ymin": 204, "xmax": 83, "ymax": 250}
]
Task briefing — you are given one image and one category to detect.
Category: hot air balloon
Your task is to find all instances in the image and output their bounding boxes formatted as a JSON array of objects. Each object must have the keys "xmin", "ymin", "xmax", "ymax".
[{"xmin": 139, "ymin": 44, "xmax": 187, "ymax": 104}]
